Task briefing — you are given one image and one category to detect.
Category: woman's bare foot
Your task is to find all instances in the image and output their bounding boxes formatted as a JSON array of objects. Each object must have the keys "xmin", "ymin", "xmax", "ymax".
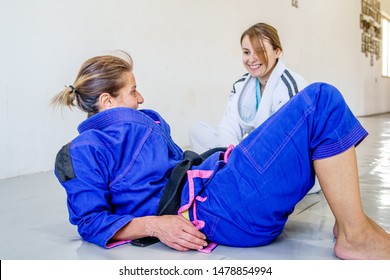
[{"xmin": 333, "ymin": 218, "xmax": 390, "ymax": 259}]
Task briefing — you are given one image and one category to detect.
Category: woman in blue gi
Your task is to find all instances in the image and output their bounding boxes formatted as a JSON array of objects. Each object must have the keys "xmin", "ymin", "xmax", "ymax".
[
  {"xmin": 52, "ymin": 52, "xmax": 390, "ymax": 260},
  {"xmin": 189, "ymin": 22, "xmax": 321, "ymax": 194}
]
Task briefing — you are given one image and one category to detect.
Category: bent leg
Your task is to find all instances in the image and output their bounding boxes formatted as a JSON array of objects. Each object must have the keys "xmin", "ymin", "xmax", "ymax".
[
  {"xmin": 314, "ymin": 147, "xmax": 390, "ymax": 259},
  {"xmin": 198, "ymin": 83, "xmax": 390, "ymax": 256},
  {"xmin": 200, "ymin": 83, "xmax": 366, "ymax": 246}
]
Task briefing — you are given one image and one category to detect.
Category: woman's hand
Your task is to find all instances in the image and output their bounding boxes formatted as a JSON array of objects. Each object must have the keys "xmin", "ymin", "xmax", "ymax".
[
  {"xmin": 147, "ymin": 215, "xmax": 208, "ymax": 251},
  {"xmin": 113, "ymin": 215, "xmax": 208, "ymax": 251}
]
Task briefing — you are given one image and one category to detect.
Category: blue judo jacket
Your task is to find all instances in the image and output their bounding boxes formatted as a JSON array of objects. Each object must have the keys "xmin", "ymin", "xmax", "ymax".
[{"xmin": 55, "ymin": 107, "xmax": 188, "ymax": 248}]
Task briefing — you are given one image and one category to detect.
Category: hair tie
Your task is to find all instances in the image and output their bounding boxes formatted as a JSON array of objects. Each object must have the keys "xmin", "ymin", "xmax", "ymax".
[{"xmin": 69, "ymin": 85, "xmax": 75, "ymax": 94}]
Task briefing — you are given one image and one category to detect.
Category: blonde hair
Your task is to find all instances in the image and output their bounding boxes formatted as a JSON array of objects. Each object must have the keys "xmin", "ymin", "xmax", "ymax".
[
  {"xmin": 52, "ymin": 51, "xmax": 133, "ymax": 116},
  {"xmin": 240, "ymin": 23, "xmax": 283, "ymax": 68}
]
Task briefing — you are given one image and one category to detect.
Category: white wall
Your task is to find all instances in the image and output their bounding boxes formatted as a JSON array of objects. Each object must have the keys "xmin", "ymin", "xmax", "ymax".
[{"xmin": 1, "ymin": 0, "xmax": 389, "ymax": 179}]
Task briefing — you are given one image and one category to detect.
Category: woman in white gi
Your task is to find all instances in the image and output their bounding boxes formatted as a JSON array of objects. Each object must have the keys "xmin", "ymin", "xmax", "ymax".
[{"xmin": 190, "ymin": 22, "xmax": 321, "ymax": 193}]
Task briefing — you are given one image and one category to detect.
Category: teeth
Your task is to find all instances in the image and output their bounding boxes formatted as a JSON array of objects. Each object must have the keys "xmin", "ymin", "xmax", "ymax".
[{"xmin": 249, "ymin": 65, "xmax": 261, "ymax": 69}]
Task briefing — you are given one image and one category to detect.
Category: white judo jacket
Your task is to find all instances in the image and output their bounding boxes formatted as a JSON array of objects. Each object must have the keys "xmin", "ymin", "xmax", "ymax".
[{"xmin": 218, "ymin": 59, "xmax": 308, "ymax": 147}]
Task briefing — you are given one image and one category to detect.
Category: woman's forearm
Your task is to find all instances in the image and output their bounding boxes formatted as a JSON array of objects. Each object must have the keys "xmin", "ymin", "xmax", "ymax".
[{"xmin": 112, "ymin": 215, "xmax": 208, "ymax": 251}]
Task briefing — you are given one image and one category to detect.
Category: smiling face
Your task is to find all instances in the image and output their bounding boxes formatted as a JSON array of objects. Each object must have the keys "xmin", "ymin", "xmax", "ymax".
[
  {"xmin": 98, "ymin": 71, "xmax": 144, "ymax": 112},
  {"xmin": 241, "ymin": 35, "xmax": 281, "ymax": 83},
  {"xmin": 111, "ymin": 71, "xmax": 144, "ymax": 109}
]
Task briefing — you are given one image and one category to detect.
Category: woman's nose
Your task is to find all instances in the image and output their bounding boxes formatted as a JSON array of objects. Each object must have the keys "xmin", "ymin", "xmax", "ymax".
[
  {"xmin": 249, "ymin": 53, "xmax": 258, "ymax": 63},
  {"xmin": 137, "ymin": 92, "xmax": 144, "ymax": 104}
]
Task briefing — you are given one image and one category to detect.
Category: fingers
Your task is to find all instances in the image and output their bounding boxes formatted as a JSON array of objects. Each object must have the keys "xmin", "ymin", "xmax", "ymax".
[
  {"xmin": 180, "ymin": 216, "xmax": 207, "ymax": 239},
  {"xmin": 168, "ymin": 216, "xmax": 208, "ymax": 250},
  {"xmin": 165, "ymin": 234, "xmax": 208, "ymax": 251},
  {"xmin": 157, "ymin": 215, "xmax": 208, "ymax": 251},
  {"xmin": 179, "ymin": 229, "xmax": 208, "ymax": 249}
]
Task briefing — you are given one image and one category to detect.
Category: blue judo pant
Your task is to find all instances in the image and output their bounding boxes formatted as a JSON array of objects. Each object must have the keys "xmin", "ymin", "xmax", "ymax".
[{"xmin": 192, "ymin": 82, "xmax": 368, "ymax": 247}]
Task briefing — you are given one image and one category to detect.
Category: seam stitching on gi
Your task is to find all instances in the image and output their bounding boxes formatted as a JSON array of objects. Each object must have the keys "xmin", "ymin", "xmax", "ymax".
[
  {"xmin": 108, "ymin": 127, "xmax": 153, "ymax": 187},
  {"xmin": 241, "ymin": 106, "xmax": 314, "ymax": 175}
]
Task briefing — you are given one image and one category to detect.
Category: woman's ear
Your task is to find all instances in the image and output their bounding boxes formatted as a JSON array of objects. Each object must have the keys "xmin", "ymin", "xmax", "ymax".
[
  {"xmin": 275, "ymin": 48, "xmax": 282, "ymax": 58},
  {"xmin": 98, "ymin": 93, "xmax": 114, "ymax": 110}
]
